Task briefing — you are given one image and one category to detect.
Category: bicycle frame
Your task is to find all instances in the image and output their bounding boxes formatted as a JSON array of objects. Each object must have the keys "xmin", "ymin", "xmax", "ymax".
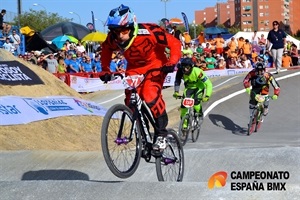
[{"xmin": 248, "ymin": 94, "xmax": 272, "ymax": 135}]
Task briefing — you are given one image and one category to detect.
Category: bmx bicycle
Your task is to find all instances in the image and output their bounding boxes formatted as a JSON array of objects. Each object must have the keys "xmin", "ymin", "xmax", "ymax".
[
  {"xmin": 101, "ymin": 69, "xmax": 184, "ymax": 181},
  {"xmin": 247, "ymin": 93, "xmax": 272, "ymax": 135},
  {"xmin": 176, "ymin": 95, "xmax": 203, "ymax": 146}
]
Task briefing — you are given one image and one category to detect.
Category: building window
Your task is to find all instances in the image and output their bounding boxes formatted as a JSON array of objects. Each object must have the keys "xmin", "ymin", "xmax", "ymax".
[
  {"xmin": 204, "ymin": 17, "xmax": 206, "ymax": 20},
  {"xmin": 204, "ymin": 12, "xmax": 206, "ymax": 15},
  {"xmin": 265, "ymin": 5, "xmax": 269, "ymax": 9},
  {"xmin": 259, "ymin": 13, "xmax": 264, "ymax": 17},
  {"xmin": 227, "ymin": 5, "xmax": 230, "ymax": 8},
  {"xmin": 259, "ymin": 5, "xmax": 263, "ymax": 9},
  {"xmin": 265, "ymin": 12, "xmax": 269, "ymax": 16}
]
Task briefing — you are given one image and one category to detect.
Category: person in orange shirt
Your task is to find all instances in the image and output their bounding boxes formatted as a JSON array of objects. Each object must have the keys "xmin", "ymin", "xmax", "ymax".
[
  {"xmin": 214, "ymin": 33, "xmax": 225, "ymax": 55},
  {"xmin": 183, "ymin": 32, "xmax": 191, "ymax": 46},
  {"xmin": 282, "ymin": 51, "xmax": 293, "ymax": 67},
  {"xmin": 227, "ymin": 37, "xmax": 237, "ymax": 52},
  {"xmin": 207, "ymin": 35, "xmax": 216, "ymax": 51},
  {"xmin": 197, "ymin": 31, "xmax": 206, "ymax": 45},
  {"xmin": 251, "ymin": 50, "xmax": 258, "ymax": 63},
  {"xmin": 238, "ymin": 37, "xmax": 245, "ymax": 50},
  {"xmin": 242, "ymin": 39, "xmax": 252, "ymax": 60}
]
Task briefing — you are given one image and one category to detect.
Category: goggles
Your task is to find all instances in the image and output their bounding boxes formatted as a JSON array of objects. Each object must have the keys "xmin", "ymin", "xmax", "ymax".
[{"xmin": 111, "ymin": 27, "xmax": 131, "ymax": 35}]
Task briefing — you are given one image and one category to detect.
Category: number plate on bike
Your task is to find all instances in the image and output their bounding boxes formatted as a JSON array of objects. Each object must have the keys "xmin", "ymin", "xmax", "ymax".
[
  {"xmin": 182, "ymin": 98, "xmax": 194, "ymax": 107},
  {"xmin": 123, "ymin": 75, "xmax": 145, "ymax": 90}
]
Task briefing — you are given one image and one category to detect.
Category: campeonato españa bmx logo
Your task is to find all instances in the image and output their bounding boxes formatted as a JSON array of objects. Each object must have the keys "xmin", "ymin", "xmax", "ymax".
[{"xmin": 208, "ymin": 171, "xmax": 228, "ymax": 189}]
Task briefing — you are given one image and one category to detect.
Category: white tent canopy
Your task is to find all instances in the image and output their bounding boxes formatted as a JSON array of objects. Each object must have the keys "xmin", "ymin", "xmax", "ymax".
[{"xmin": 225, "ymin": 31, "xmax": 300, "ymax": 49}]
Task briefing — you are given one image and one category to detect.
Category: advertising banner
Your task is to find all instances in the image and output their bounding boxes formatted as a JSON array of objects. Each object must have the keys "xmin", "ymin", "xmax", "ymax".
[
  {"xmin": 0, "ymin": 61, "xmax": 44, "ymax": 85},
  {"xmin": 0, "ymin": 96, "xmax": 107, "ymax": 126}
]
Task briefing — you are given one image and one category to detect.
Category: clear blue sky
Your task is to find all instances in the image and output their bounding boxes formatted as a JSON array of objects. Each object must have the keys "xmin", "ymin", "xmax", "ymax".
[{"xmin": 1, "ymin": 0, "xmax": 219, "ymax": 29}]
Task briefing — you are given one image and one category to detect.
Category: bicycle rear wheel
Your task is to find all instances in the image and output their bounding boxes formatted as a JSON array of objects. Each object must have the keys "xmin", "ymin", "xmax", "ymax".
[
  {"xmin": 155, "ymin": 128, "xmax": 184, "ymax": 182},
  {"xmin": 247, "ymin": 109, "xmax": 258, "ymax": 136},
  {"xmin": 101, "ymin": 104, "xmax": 142, "ymax": 179},
  {"xmin": 178, "ymin": 115, "xmax": 190, "ymax": 146}
]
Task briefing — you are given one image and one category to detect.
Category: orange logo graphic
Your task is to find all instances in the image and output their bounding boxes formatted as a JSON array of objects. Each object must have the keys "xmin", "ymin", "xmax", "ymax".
[{"xmin": 208, "ymin": 171, "xmax": 228, "ymax": 189}]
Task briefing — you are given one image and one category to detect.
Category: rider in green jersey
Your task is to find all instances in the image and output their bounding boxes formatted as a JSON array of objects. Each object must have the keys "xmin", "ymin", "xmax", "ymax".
[{"xmin": 173, "ymin": 57, "xmax": 213, "ymax": 128}]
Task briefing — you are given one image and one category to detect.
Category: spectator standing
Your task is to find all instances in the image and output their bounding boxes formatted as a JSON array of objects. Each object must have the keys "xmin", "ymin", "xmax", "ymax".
[
  {"xmin": 242, "ymin": 39, "xmax": 252, "ymax": 60},
  {"xmin": 267, "ymin": 20, "xmax": 287, "ymax": 74},
  {"xmin": 251, "ymin": 30, "xmax": 259, "ymax": 45},
  {"xmin": 197, "ymin": 31, "xmax": 206, "ymax": 45},
  {"xmin": 172, "ymin": 26, "xmax": 182, "ymax": 41},
  {"xmin": 183, "ymin": 32, "xmax": 191, "ymax": 46},
  {"xmin": 0, "ymin": 9, "xmax": 11, "ymax": 36},
  {"xmin": 45, "ymin": 54, "xmax": 58, "ymax": 73},
  {"xmin": 214, "ymin": 33, "xmax": 225, "ymax": 55},
  {"xmin": 227, "ymin": 37, "xmax": 237, "ymax": 52},
  {"xmin": 8, "ymin": 29, "xmax": 21, "ymax": 56}
]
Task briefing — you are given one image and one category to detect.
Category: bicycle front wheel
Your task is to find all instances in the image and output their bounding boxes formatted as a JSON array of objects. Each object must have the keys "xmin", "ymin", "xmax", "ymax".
[
  {"xmin": 156, "ymin": 128, "xmax": 184, "ymax": 182},
  {"xmin": 101, "ymin": 104, "xmax": 142, "ymax": 179},
  {"xmin": 178, "ymin": 115, "xmax": 190, "ymax": 146},
  {"xmin": 247, "ymin": 109, "xmax": 258, "ymax": 136},
  {"xmin": 192, "ymin": 117, "xmax": 202, "ymax": 142}
]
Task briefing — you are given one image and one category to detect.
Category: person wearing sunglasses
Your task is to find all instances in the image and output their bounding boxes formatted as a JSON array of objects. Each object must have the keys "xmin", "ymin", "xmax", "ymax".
[
  {"xmin": 266, "ymin": 20, "xmax": 287, "ymax": 74},
  {"xmin": 100, "ymin": 4, "xmax": 181, "ymax": 151}
]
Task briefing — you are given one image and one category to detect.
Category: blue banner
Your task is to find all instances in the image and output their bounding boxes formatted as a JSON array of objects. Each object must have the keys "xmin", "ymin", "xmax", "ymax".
[{"xmin": 181, "ymin": 12, "xmax": 189, "ymax": 33}]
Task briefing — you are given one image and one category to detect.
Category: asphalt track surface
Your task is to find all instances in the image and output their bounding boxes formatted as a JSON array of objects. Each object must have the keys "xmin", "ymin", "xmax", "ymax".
[{"xmin": 1, "ymin": 69, "xmax": 299, "ymax": 200}]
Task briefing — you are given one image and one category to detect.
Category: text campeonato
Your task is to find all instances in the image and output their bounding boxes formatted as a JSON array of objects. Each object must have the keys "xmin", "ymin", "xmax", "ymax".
[{"xmin": 231, "ymin": 171, "xmax": 289, "ymax": 180}]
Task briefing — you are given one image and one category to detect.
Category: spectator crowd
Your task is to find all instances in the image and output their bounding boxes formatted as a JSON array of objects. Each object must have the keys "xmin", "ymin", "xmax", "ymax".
[{"xmin": 1, "ymin": 23, "xmax": 300, "ymax": 81}]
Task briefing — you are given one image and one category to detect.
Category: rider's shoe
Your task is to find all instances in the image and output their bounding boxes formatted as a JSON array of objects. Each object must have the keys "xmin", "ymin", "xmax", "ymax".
[
  {"xmin": 152, "ymin": 136, "xmax": 167, "ymax": 151},
  {"xmin": 263, "ymin": 108, "xmax": 268, "ymax": 116}
]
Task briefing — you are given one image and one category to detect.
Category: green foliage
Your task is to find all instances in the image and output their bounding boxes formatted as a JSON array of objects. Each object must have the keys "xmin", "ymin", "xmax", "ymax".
[{"xmin": 13, "ymin": 9, "xmax": 70, "ymax": 32}]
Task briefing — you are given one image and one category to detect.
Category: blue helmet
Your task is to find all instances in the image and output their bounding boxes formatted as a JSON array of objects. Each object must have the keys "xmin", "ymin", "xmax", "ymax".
[{"xmin": 106, "ymin": 4, "xmax": 137, "ymax": 29}]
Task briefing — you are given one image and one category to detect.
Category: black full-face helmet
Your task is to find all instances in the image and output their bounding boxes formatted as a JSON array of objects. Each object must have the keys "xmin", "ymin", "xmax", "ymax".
[
  {"xmin": 255, "ymin": 62, "xmax": 266, "ymax": 76},
  {"xmin": 181, "ymin": 57, "xmax": 194, "ymax": 75}
]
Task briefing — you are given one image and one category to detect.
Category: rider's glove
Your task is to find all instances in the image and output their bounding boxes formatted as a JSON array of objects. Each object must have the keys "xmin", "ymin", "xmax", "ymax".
[
  {"xmin": 161, "ymin": 63, "xmax": 175, "ymax": 73},
  {"xmin": 202, "ymin": 96, "xmax": 210, "ymax": 102},
  {"xmin": 272, "ymin": 95, "xmax": 278, "ymax": 100},
  {"xmin": 99, "ymin": 71, "xmax": 112, "ymax": 84},
  {"xmin": 173, "ymin": 92, "xmax": 179, "ymax": 99},
  {"xmin": 245, "ymin": 88, "xmax": 251, "ymax": 95}
]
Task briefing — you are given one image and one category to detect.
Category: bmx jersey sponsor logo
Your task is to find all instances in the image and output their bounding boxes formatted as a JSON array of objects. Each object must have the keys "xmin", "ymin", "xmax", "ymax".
[
  {"xmin": 208, "ymin": 171, "xmax": 228, "ymax": 189},
  {"xmin": 0, "ymin": 104, "xmax": 21, "ymax": 115},
  {"xmin": 23, "ymin": 98, "xmax": 73, "ymax": 115}
]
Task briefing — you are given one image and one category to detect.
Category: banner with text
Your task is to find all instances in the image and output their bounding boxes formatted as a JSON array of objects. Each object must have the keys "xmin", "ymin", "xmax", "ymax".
[
  {"xmin": 0, "ymin": 96, "xmax": 107, "ymax": 126},
  {"xmin": 70, "ymin": 72, "xmax": 176, "ymax": 92},
  {"xmin": 0, "ymin": 61, "xmax": 44, "ymax": 85},
  {"xmin": 69, "ymin": 69, "xmax": 252, "ymax": 92}
]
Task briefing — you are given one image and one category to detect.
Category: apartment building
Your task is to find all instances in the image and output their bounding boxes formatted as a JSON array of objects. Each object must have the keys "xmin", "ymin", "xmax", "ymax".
[{"xmin": 195, "ymin": 0, "xmax": 300, "ymax": 35}]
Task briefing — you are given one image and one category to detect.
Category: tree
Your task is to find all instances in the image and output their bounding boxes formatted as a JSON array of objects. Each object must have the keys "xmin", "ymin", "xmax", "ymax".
[{"xmin": 13, "ymin": 9, "xmax": 70, "ymax": 32}]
